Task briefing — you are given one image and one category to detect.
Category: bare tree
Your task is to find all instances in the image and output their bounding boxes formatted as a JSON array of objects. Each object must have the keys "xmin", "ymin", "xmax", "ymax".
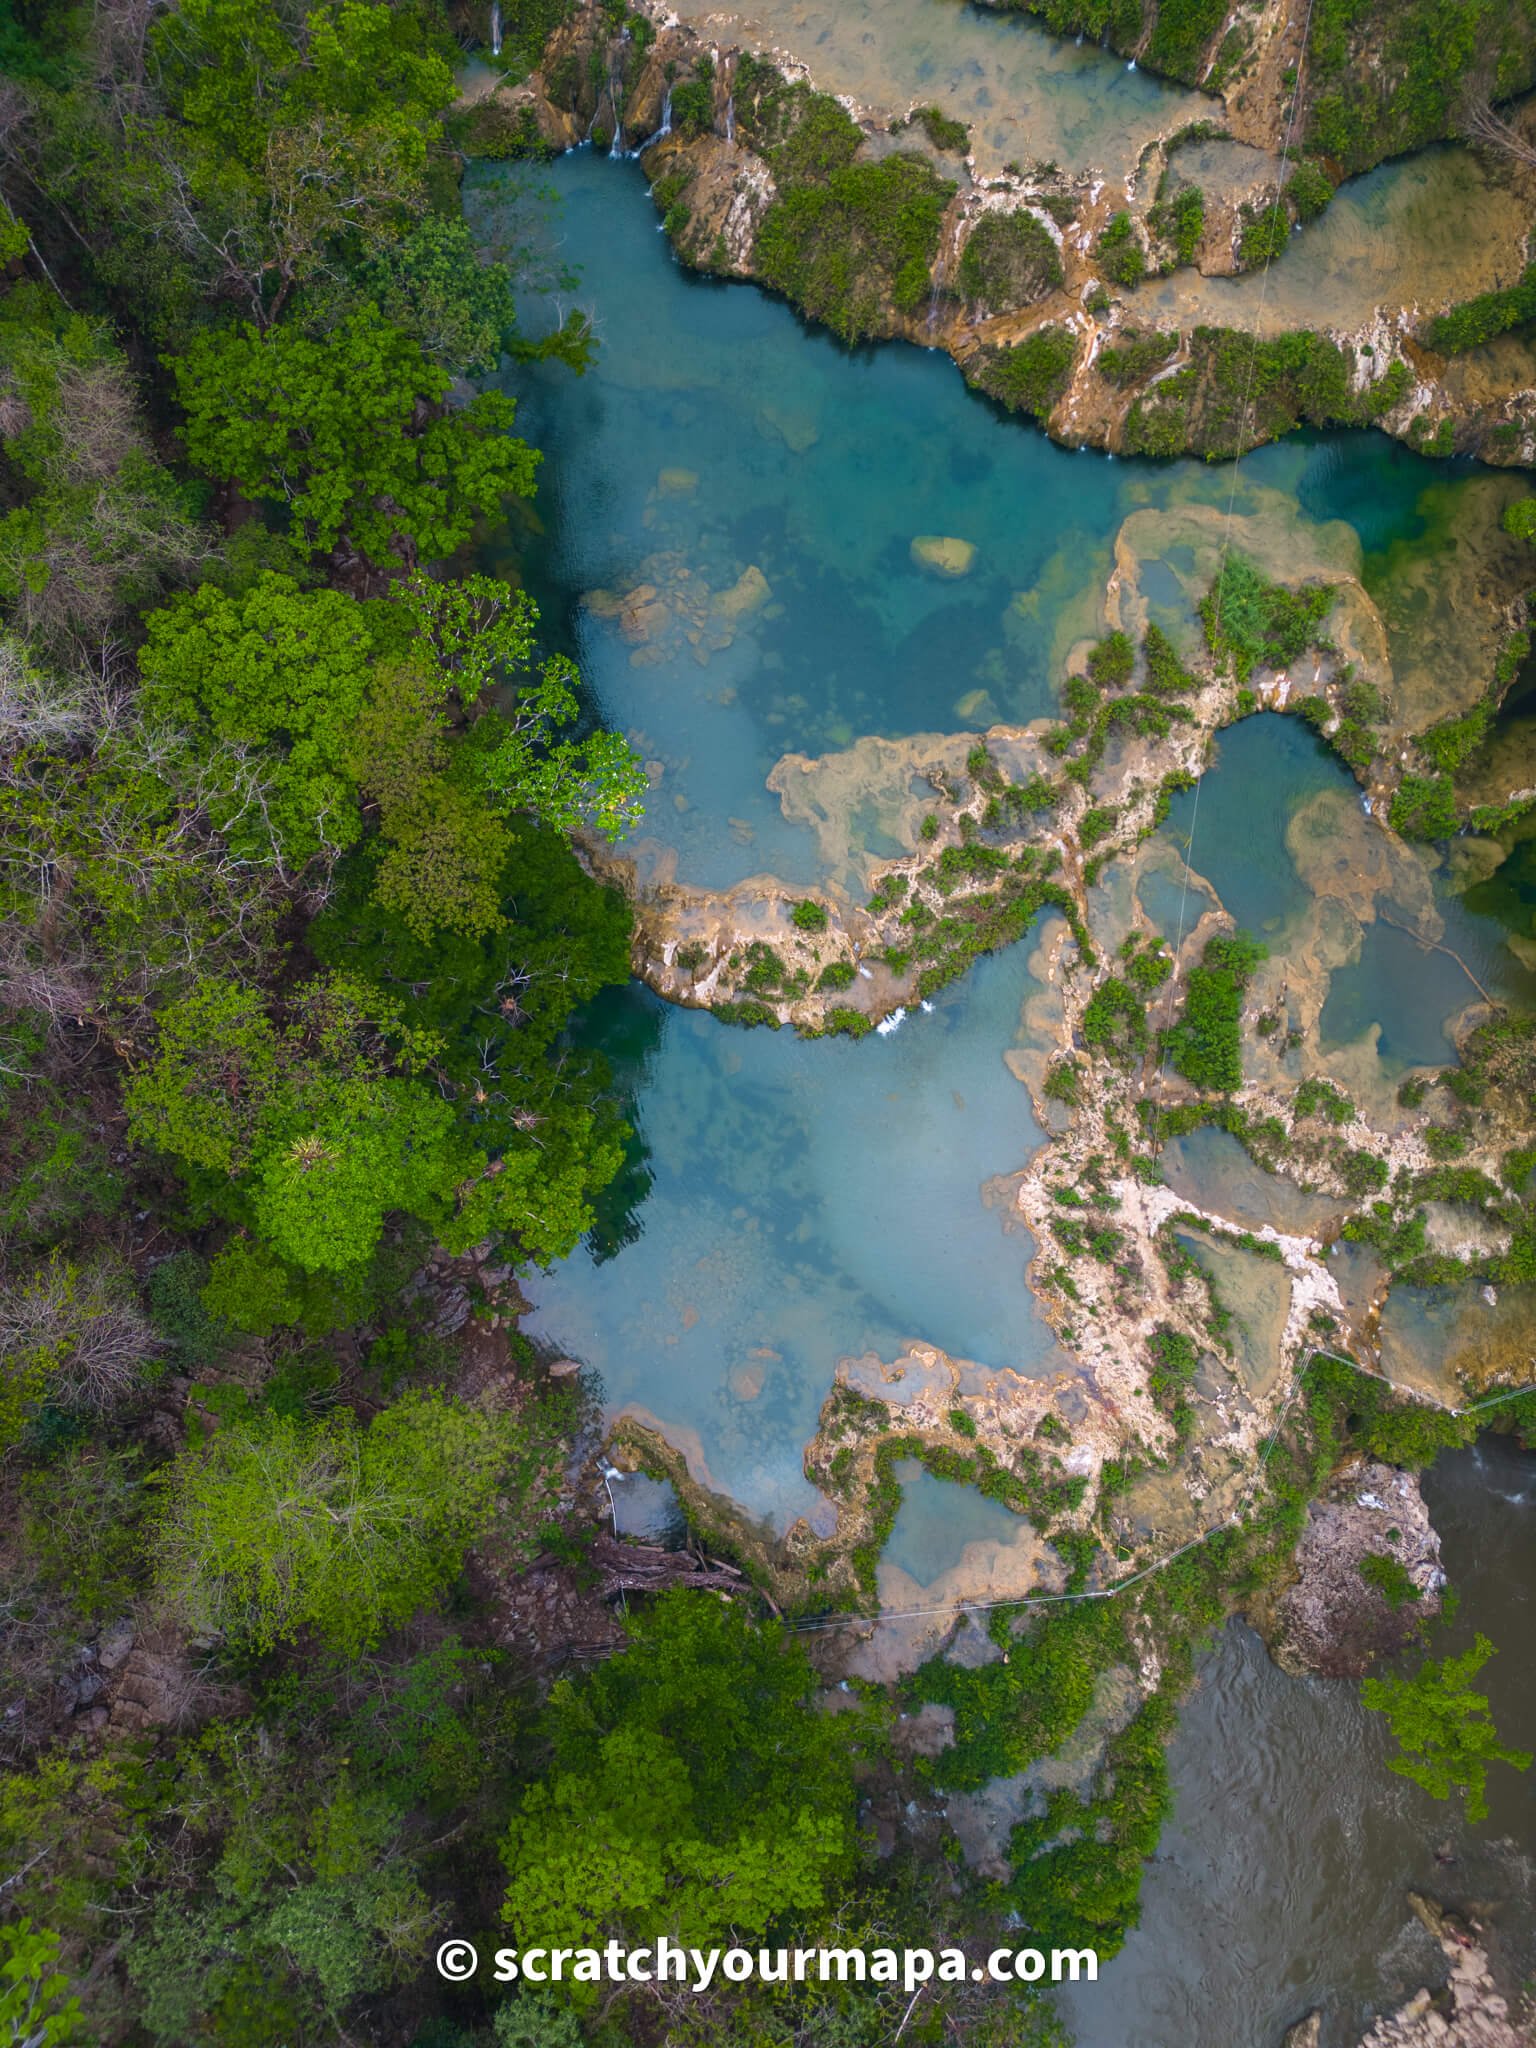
[{"xmin": 0, "ymin": 1251, "xmax": 161, "ymax": 1416}]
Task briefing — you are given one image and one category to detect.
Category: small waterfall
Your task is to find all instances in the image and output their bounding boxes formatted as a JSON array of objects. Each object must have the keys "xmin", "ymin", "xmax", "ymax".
[
  {"xmin": 725, "ymin": 92, "xmax": 736, "ymax": 142},
  {"xmin": 489, "ymin": 0, "xmax": 501, "ymax": 55},
  {"xmin": 1126, "ymin": 56, "xmax": 1137, "ymax": 70},
  {"xmin": 639, "ymin": 84, "xmax": 673, "ymax": 152}
]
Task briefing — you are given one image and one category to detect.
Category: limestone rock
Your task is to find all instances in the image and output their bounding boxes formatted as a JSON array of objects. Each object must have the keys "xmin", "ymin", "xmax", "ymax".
[
  {"xmin": 711, "ymin": 564, "xmax": 771, "ymax": 619},
  {"xmin": 1284, "ymin": 2017, "xmax": 1321, "ymax": 2048},
  {"xmin": 1265, "ymin": 1456, "xmax": 1444, "ymax": 1679},
  {"xmin": 911, "ymin": 535, "xmax": 976, "ymax": 577}
]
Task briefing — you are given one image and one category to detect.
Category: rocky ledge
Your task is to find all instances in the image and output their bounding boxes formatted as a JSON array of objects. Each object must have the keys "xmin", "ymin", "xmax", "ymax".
[{"xmin": 458, "ymin": 3, "xmax": 1536, "ymax": 467}]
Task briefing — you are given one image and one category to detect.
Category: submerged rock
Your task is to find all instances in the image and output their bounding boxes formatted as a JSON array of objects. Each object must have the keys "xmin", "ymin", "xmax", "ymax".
[
  {"xmin": 1263, "ymin": 1456, "xmax": 1445, "ymax": 1679},
  {"xmin": 910, "ymin": 534, "xmax": 976, "ymax": 577}
]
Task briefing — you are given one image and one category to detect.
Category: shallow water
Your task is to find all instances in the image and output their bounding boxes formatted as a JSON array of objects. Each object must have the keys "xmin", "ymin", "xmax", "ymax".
[
  {"xmin": 527, "ymin": 946, "xmax": 1065, "ymax": 1526},
  {"xmin": 883, "ymin": 1458, "xmax": 1031, "ymax": 1585},
  {"xmin": 483, "ymin": 155, "xmax": 1476, "ymax": 904},
  {"xmin": 1059, "ymin": 1435, "xmax": 1536, "ymax": 2048},
  {"xmin": 1141, "ymin": 142, "xmax": 1536, "ymax": 337},
  {"xmin": 663, "ymin": 0, "xmax": 1206, "ymax": 179},
  {"xmin": 1162, "ymin": 714, "xmax": 1344, "ymax": 945}
]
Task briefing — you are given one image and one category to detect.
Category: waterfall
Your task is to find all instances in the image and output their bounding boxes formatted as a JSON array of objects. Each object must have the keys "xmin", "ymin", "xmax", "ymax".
[
  {"xmin": 639, "ymin": 84, "xmax": 673, "ymax": 152},
  {"xmin": 725, "ymin": 92, "xmax": 735, "ymax": 142},
  {"xmin": 489, "ymin": 0, "xmax": 501, "ymax": 54},
  {"xmin": 1126, "ymin": 56, "xmax": 1137, "ymax": 69}
]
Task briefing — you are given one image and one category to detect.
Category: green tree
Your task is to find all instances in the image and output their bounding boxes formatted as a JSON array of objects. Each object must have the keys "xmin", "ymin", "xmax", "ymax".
[
  {"xmin": 153, "ymin": 1391, "xmax": 525, "ymax": 1650},
  {"xmin": 138, "ymin": 572, "xmax": 381, "ymax": 862},
  {"xmin": 0, "ymin": 1920, "xmax": 84, "ymax": 2047},
  {"xmin": 122, "ymin": 973, "xmax": 480, "ymax": 1272},
  {"xmin": 171, "ymin": 308, "xmax": 537, "ymax": 568},
  {"xmin": 1362, "ymin": 1634, "xmax": 1532, "ymax": 1821},
  {"xmin": 352, "ymin": 216, "xmax": 518, "ymax": 376},
  {"xmin": 501, "ymin": 1593, "xmax": 873, "ymax": 1954},
  {"xmin": 124, "ymin": 1726, "xmax": 438, "ymax": 2042},
  {"xmin": 0, "ymin": 284, "xmax": 207, "ymax": 643}
]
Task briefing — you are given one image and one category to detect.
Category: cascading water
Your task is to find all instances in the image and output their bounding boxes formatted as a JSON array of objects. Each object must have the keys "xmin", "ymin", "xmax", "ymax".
[
  {"xmin": 725, "ymin": 92, "xmax": 736, "ymax": 142},
  {"xmin": 640, "ymin": 84, "xmax": 674, "ymax": 152},
  {"xmin": 489, "ymin": 0, "xmax": 501, "ymax": 55}
]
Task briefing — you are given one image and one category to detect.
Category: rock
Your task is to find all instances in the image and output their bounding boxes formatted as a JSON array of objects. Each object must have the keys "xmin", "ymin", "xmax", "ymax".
[
  {"xmin": 619, "ymin": 585, "xmax": 669, "ymax": 642},
  {"xmin": 953, "ymin": 686, "xmax": 997, "ymax": 721},
  {"xmin": 711, "ymin": 565, "xmax": 771, "ymax": 620},
  {"xmin": 657, "ymin": 467, "xmax": 700, "ymax": 495},
  {"xmin": 1283, "ymin": 2016, "xmax": 1321, "ymax": 2048},
  {"xmin": 1265, "ymin": 1457, "xmax": 1444, "ymax": 1679},
  {"xmin": 910, "ymin": 535, "xmax": 976, "ymax": 577},
  {"xmin": 96, "ymin": 1621, "xmax": 136, "ymax": 1673},
  {"xmin": 757, "ymin": 404, "xmax": 820, "ymax": 453},
  {"xmin": 1349, "ymin": 1903, "xmax": 1527, "ymax": 2046}
]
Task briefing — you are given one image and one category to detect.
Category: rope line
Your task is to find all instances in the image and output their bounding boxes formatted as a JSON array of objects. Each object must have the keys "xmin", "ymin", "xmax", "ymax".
[{"xmin": 1148, "ymin": 0, "xmax": 1323, "ymax": 1144}]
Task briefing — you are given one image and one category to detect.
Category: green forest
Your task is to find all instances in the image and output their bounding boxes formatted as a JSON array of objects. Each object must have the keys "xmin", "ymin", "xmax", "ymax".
[
  {"xmin": 6, "ymin": 0, "xmax": 1536, "ymax": 2043},
  {"xmin": 0, "ymin": 0, "xmax": 1078, "ymax": 2041}
]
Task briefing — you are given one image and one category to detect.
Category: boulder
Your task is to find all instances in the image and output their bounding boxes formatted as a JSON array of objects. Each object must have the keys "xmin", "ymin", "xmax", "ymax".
[
  {"xmin": 1265, "ymin": 1456, "xmax": 1444, "ymax": 1678},
  {"xmin": 911, "ymin": 535, "xmax": 976, "ymax": 576}
]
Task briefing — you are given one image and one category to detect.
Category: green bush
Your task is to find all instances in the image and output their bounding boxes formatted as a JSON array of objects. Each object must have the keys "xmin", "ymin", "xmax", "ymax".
[
  {"xmin": 756, "ymin": 154, "xmax": 955, "ymax": 343},
  {"xmin": 1096, "ymin": 212, "xmax": 1145, "ymax": 287},
  {"xmin": 1237, "ymin": 200, "xmax": 1290, "ymax": 269},
  {"xmin": 1200, "ymin": 553, "xmax": 1333, "ymax": 682},
  {"xmin": 972, "ymin": 324, "xmax": 1078, "ymax": 418},
  {"xmin": 790, "ymin": 898, "xmax": 829, "ymax": 932},
  {"xmin": 1163, "ymin": 931, "xmax": 1266, "ymax": 1092},
  {"xmin": 1150, "ymin": 185, "xmax": 1204, "ymax": 265},
  {"xmin": 1285, "ymin": 160, "xmax": 1334, "ymax": 220},
  {"xmin": 1098, "ymin": 330, "xmax": 1179, "ymax": 386},
  {"xmin": 1389, "ymin": 772, "xmax": 1457, "ymax": 841},
  {"xmin": 957, "ymin": 209, "xmax": 1063, "ymax": 309}
]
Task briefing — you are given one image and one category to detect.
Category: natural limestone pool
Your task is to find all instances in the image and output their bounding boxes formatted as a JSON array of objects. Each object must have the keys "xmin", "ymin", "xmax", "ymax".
[{"xmin": 487, "ymin": 144, "xmax": 1536, "ymax": 2042}]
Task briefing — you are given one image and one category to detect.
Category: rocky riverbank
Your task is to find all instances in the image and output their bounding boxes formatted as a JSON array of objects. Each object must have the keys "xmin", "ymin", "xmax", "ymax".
[
  {"xmin": 457, "ymin": 3, "xmax": 1536, "ymax": 466},
  {"xmin": 1286, "ymin": 1898, "xmax": 1536, "ymax": 2047}
]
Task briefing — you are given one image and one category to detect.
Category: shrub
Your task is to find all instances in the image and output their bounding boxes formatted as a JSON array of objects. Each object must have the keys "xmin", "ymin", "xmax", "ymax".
[
  {"xmin": 1200, "ymin": 554, "xmax": 1333, "ymax": 682},
  {"xmin": 973, "ymin": 324, "xmax": 1077, "ymax": 418},
  {"xmin": 957, "ymin": 210, "xmax": 1063, "ymax": 310},
  {"xmin": 1150, "ymin": 185, "xmax": 1204, "ymax": 265},
  {"xmin": 1096, "ymin": 212, "xmax": 1145, "ymax": 287},
  {"xmin": 1098, "ymin": 330, "xmax": 1178, "ymax": 386},
  {"xmin": 790, "ymin": 898, "xmax": 829, "ymax": 932},
  {"xmin": 1423, "ymin": 265, "xmax": 1536, "ymax": 355},
  {"xmin": 1086, "ymin": 630, "xmax": 1135, "ymax": 688},
  {"xmin": 1389, "ymin": 772, "xmax": 1457, "ymax": 842},
  {"xmin": 1083, "ymin": 976, "xmax": 1147, "ymax": 1062},
  {"xmin": 1163, "ymin": 930, "xmax": 1266, "ymax": 1092},
  {"xmin": 1237, "ymin": 200, "xmax": 1290, "ymax": 268},
  {"xmin": 1285, "ymin": 160, "xmax": 1334, "ymax": 220}
]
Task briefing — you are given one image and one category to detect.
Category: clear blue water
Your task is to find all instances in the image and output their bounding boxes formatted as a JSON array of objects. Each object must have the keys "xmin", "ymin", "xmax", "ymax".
[
  {"xmin": 883, "ymin": 1460, "xmax": 1030, "ymax": 1587},
  {"xmin": 478, "ymin": 154, "xmax": 1456, "ymax": 897},
  {"xmin": 489, "ymin": 149, "xmax": 1532, "ymax": 1520},
  {"xmin": 474, "ymin": 122, "xmax": 1536, "ymax": 2048},
  {"xmin": 1160, "ymin": 713, "xmax": 1346, "ymax": 943},
  {"xmin": 527, "ymin": 946, "xmax": 1064, "ymax": 1524}
]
